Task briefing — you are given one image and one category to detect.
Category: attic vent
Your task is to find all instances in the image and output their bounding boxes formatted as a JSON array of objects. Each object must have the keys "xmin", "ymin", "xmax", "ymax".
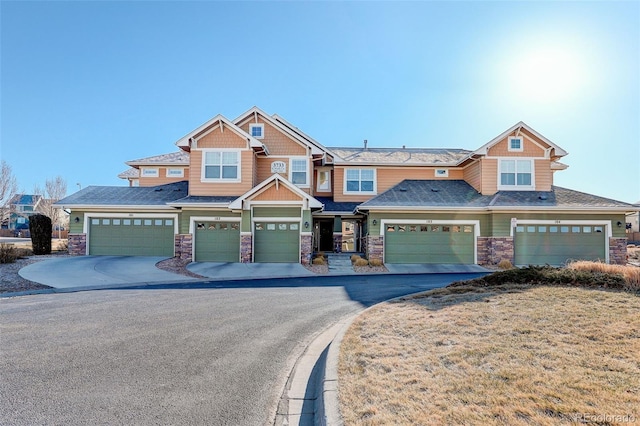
[
  {"xmin": 399, "ymin": 187, "xmax": 407, "ymax": 192},
  {"xmin": 431, "ymin": 188, "xmax": 439, "ymax": 192},
  {"xmin": 154, "ymin": 188, "xmax": 163, "ymax": 192},
  {"xmin": 538, "ymin": 194, "xmax": 548, "ymax": 200},
  {"xmin": 173, "ymin": 188, "xmax": 182, "ymax": 192}
]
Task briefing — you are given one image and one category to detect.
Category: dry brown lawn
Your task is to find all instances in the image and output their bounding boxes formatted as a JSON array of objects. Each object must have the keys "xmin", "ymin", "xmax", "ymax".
[{"xmin": 339, "ymin": 285, "xmax": 640, "ymax": 425}]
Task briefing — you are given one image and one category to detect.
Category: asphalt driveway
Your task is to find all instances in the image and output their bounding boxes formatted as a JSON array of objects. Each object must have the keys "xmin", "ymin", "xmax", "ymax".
[{"xmin": 0, "ymin": 273, "xmax": 485, "ymax": 425}]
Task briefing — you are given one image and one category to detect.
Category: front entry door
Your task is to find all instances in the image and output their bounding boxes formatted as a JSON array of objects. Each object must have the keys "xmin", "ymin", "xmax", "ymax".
[{"xmin": 318, "ymin": 220, "xmax": 334, "ymax": 252}]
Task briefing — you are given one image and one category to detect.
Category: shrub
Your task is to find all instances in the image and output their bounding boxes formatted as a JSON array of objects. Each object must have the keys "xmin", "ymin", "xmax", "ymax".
[
  {"xmin": 369, "ymin": 259, "xmax": 383, "ymax": 267},
  {"xmin": 351, "ymin": 254, "xmax": 362, "ymax": 263},
  {"xmin": 450, "ymin": 265, "xmax": 627, "ymax": 290},
  {"xmin": 0, "ymin": 243, "xmax": 18, "ymax": 264},
  {"xmin": 568, "ymin": 261, "xmax": 640, "ymax": 290},
  {"xmin": 497, "ymin": 259, "xmax": 514, "ymax": 270},
  {"xmin": 354, "ymin": 258, "xmax": 369, "ymax": 267},
  {"xmin": 29, "ymin": 214, "xmax": 52, "ymax": 255},
  {"xmin": 312, "ymin": 257, "xmax": 326, "ymax": 265},
  {"xmin": 316, "ymin": 251, "xmax": 325, "ymax": 258}
]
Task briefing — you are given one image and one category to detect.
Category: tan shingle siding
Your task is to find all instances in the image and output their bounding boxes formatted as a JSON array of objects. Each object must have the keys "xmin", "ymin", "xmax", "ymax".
[{"xmin": 188, "ymin": 150, "xmax": 254, "ymax": 196}]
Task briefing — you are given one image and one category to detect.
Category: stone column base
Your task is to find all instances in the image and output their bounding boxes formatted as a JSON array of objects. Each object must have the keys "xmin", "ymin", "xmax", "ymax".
[
  {"xmin": 68, "ymin": 233, "xmax": 87, "ymax": 255},
  {"xmin": 241, "ymin": 234, "xmax": 252, "ymax": 263},
  {"xmin": 174, "ymin": 234, "xmax": 193, "ymax": 261}
]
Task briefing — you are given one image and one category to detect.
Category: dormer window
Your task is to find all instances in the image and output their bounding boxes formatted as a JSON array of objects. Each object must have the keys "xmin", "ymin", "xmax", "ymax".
[
  {"xmin": 508, "ymin": 136, "xmax": 524, "ymax": 152},
  {"xmin": 249, "ymin": 124, "xmax": 264, "ymax": 139},
  {"xmin": 499, "ymin": 159, "xmax": 533, "ymax": 190}
]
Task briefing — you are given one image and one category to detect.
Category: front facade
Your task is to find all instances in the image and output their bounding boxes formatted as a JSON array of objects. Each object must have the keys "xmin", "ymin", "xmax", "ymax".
[{"xmin": 57, "ymin": 107, "xmax": 637, "ymax": 266}]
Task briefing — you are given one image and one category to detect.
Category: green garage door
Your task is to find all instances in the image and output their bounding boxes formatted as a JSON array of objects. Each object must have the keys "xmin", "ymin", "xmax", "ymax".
[
  {"xmin": 385, "ymin": 224, "xmax": 475, "ymax": 264},
  {"xmin": 194, "ymin": 221, "xmax": 240, "ymax": 262},
  {"xmin": 89, "ymin": 217, "xmax": 174, "ymax": 256},
  {"xmin": 514, "ymin": 224, "xmax": 606, "ymax": 266},
  {"xmin": 254, "ymin": 222, "xmax": 300, "ymax": 263}
]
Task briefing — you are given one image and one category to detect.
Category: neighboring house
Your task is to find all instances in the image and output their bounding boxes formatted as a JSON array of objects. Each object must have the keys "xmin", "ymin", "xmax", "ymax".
[
  {"xmin": 3, "ymin": 194, "xmax": 43, "ymax": 230},
  {"xmin": 56, "ymin": 107, "xmax": 638, "ymax": 265},
  {"xmin": 627, "ymin": 203, "xmax": 640, "ymax": 233}
]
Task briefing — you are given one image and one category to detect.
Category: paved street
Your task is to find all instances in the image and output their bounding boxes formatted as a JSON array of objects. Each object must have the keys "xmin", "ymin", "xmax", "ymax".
[{"xmin": 0, "ymin": 273, "xmax": 484, "ymax": 425}]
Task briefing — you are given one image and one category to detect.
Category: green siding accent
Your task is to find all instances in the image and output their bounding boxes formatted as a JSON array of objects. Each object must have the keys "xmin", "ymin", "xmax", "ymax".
[
  {"xmin": 194, "ymin": 221, "xmax": 240, "ymax": 262},
  {"xmin": 254, "ymin": 222, "xmax": 300, "ymax": 262},
  {"xmin": 384, "ymin": 224, "xmax": 475, "ymax": 264},
  {"xmin": 253, "ymin": 207, "xmax": 301, "ymax": 218},
  {"xmin": 514, "ymin": 224, "xmax": 606, "ymax": 266},
  {"xmin": 302, "ymin": 210, "xmax": 312, "ymax": 229},
  {"xmin": 241, "ymin": 211, "xmax": 252, "ymax": 233},
  {"xmin": 88, "ymin": 217, "xmax": 174, "ymax": 256},
  {"xmin": 181, "ymin": 210, "xmax": 240, "ymax": 234},
  {"xmin": 333, "ymin": 216, "xmax": 342, "ymax": 233},
  {"xmin": 491, "ymin": 213, "xmax": 625, "ymax": 237},
  {"xmin": 68, "ymin": 210, "xmax": 85, "ymax": 234},
  {"xmin": 368, "ymin": 213, "xmax": 489, "ymax": 236}
]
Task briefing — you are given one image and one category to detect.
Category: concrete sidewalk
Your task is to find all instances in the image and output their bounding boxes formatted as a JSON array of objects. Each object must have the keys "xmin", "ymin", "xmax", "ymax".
[{"xmin": 187, "ymin": 262, "xmax": 316, "ymax": 280}]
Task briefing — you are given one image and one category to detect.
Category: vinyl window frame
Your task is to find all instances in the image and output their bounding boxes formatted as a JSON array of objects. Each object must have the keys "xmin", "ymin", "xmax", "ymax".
[
  {"xmin": 249, "ymin": 123, "xmax": 264, "ymax": 139},
  {"xmin": 508, "ymin": 136, "xmax": 524, "ymax": 152},
  {"xmin": 498, "ymin": 158, "xmax": 534, "ymax": 190},
  {"xmin": 344, "ymin": 168, "xmax": 377, "ymax": 194},
  {"xmin": 289, "ymin": 157, "xmax": 309, "ymax": 187},
  {"xmin": 201, "ymin": 149, "xmax": 241, "ymax": 183}
]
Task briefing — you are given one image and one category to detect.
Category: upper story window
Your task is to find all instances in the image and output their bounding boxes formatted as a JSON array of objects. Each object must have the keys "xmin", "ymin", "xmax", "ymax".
[
  {"xmin": 202, "ymin": 150, "xmax": 240, "ymax": 181},
  {"xmin": 290, "ymin": 158, "xmax": 309, "ymax": 186},
  {"xmin": 499, "ymin": 159, "xmax": 533, "ymax": 190},
  {"xmin": 166, "ymin": 168, "xmax": 184, "ymax": 178},
  {"xmin": 345, "ymin": 168, "xmax": 376, "ymax": 194},
  {"xmin": 141, "ymin": 167, "xmax": 159, "ymax": 177},
  {"xmin": 317, "ymin": 170, "xmax": 331, "ymax": 192},
  {"xmin": 508, "ymin": 136, "xmax": 524, "ymax": 152},
  {"xmin": 249, "ymin": 124, "xmax": 264, "ymax": 139}
]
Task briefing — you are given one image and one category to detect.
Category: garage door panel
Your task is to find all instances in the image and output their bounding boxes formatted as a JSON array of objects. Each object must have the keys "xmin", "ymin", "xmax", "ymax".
[
  {"xmin": 514, "ymin": 225, "xmax": 606, "ymax": 265},
  {"xmin": 195, "ymin": 222, "xmax": 240, "ymax": 262},
  {"xmin": 254, "ymin": 222, "xmax": 300, "ymax": 263},
  {"xmin": 385, "ymin": 224, "xmax": 474, "ymax": 264},
  {"xmin": 89, "ymin": 217, "xmax": 174, "ymax": 257}
]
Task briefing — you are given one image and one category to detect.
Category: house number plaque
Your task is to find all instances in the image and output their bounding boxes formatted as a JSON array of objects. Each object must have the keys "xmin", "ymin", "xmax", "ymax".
[{"xmin": 271, "ymin": 161, "xmax": 286, "ymax": 173}]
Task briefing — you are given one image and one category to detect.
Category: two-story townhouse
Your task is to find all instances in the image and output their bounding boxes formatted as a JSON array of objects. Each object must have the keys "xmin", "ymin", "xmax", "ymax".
[
  {"xmin": 56, "ymin": 106, "xmax": 637, "ymax": 266},
  {"xmin": 4, "ymin": 194, "xmax": 43, "ymax": 231}
]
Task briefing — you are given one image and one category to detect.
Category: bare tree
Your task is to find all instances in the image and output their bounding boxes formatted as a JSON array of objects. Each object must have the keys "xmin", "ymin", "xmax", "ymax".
[
  {"xmin": 0, "ymin": 161, "xmax": 18, "ymax": 228},
  {"xmin": 35, "ymin": 176, "xmax": 67, "ymax": 228}
]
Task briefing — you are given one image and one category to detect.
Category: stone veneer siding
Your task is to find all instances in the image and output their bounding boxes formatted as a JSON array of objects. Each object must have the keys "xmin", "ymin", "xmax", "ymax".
[
  {"xmin": 174, "ymin": 234, "xmax": 193, "ymax": 261},
  {"xmin": 301, "ymin": 234, "xmax": 312, "ymax": 265},
  {"xmin": 366, "ymin": 235, "xmax": 384, "ymax": 262},
  {"xmin": 241, "ymin": 234, "xmax": 252, "ymax": 263},
  {"xmin": 609, "ymin": 237, "xmax": 628, "ymax": 265},
  {"xmin": 477, "ymin": 237, "xmax": 514, "ymax": 265},
  {"xmin": 68, "ymin": 233, "xmax": 87, "ymax": 255}
]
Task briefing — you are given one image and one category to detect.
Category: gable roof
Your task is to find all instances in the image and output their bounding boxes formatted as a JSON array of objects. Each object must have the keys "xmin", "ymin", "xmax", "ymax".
[
  {"xmin": 329, "ymin": 147, "xmax": 472, "ymax": 166},
  {"xmin": 359, "ymin": 180, "xmax": 635, "ymax": 212},
  {"xmin": 233, "ymin": 106, "xmax": 328, "ymax": 156},
  {"xmin": 10, "ymin": 194, "xmax": 42, "ymax": 206},
  {"xmin": 125, "ymin": 151, "xmax": 189, "ymax": 167},
  {"xmin": 118, "ymin": 168, "xmax": 139, "ymax": 179},
  {"xmin": 359, "ymin": 180, "xmax": 492, "ymax": 210},
  {"xmin": 473, "ymin": 121, "xmax": 568, "ymax": 157},
  {"xmin": 229, "ymin": 174, "xmax": 323, "ymax": 210},
  {"xmin": 54, "ymin": 181, "xmax": 188, "ymax": 209},
  {"xmin": 174, "ymin": 114, "xmax": 264, "ymax": 152}
]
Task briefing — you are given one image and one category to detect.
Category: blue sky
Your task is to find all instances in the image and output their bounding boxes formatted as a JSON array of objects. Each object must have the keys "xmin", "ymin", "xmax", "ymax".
[{"xmin": 1, "ymin": 1, "xmax": 638, "ymax": 203}]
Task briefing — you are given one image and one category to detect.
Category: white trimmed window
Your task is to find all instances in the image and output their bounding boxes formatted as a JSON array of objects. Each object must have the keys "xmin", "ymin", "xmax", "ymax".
[
  {"xmin": 290, "ymin": 158, "xmax": 308, "ymax": 186},
  {"xmin": 499, "ymin": 159, "xmax": 533, "ymax": 189},
  {"xmin": 141, "ymin": 167, "xmax": 159, "ymax": 177},
  {"xmin": 508, "ymin": 136, "xmax": 524, "ymax": 152},
  {"xmin": 317, "ymin": 170, "xmax": 331, "ymax": 192},
  {"xmin": 166, "ymin": 168, "xmax": 184, "ymax": 178},
  {"xmin": 249, "ymin": 124, "xmax": 264, "ymax": 139},
  {"xmin": 345, "ymin": 168, "xmax": 376, "ymax": 193},
  {"xmin": 202, "ymin": 150, "xmax": 240, "ymax": 181}
]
